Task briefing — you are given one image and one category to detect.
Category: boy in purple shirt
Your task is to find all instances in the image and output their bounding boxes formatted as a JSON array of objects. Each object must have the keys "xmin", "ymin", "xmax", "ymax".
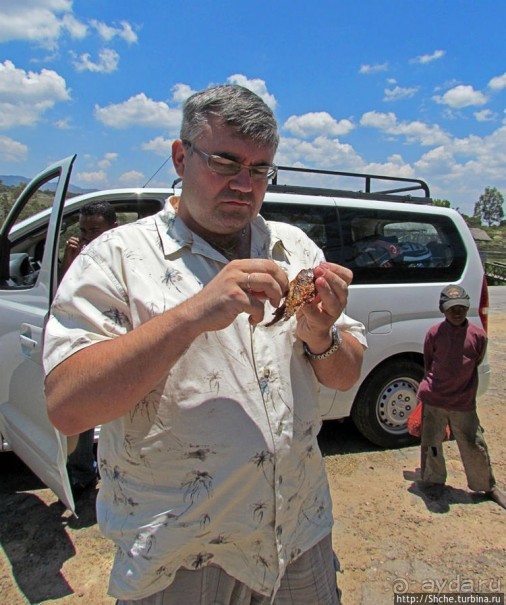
[{"xmin": 417, "ymin": 284, "xmax": 506, "ymax": 508}]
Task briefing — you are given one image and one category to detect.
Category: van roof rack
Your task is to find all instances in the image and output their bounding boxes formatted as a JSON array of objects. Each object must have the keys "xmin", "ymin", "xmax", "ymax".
[{"xmin": 269, "ymin": 166, "xmax": 432, "ymax": 204}]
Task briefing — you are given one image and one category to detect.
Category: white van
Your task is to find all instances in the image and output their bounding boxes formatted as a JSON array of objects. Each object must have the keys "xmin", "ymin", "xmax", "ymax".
[{"xmin": 0, "ymin": 156, "xmax": 489, "ymax": 510}]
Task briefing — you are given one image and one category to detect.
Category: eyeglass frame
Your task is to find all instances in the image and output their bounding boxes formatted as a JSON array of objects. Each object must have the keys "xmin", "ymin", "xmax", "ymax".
[{"xmin": 182, "ymin": 139, "xmax": 278, "ymax": 181}]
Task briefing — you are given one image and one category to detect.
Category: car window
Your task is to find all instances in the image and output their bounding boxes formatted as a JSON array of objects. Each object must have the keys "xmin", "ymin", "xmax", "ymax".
[
  {"xmin": 340, "ymin": 207, "xmax": 466, "ymax": 284},
  {"xmin": 0, "ymin": 175, "xmax": 60, "ymax": 290},
  {"xmin": 261, "ymin": 202, "xmax": 466, "ymax": 285},
  {"xmin": 1, "ymin": 192, "xmax": 165, "ymax": 292},
  {"xmin": 260, "ymin": 202, "xmax": 340, "ymax": 262}
]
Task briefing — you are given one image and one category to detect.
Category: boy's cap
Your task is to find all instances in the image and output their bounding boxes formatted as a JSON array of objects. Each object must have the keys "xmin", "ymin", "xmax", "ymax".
[{"xmin": 439, "ymin": 284, "xmax": 470, "ymax": 311}]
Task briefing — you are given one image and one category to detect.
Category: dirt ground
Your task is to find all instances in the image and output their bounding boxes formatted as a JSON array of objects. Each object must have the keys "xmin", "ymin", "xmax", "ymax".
[{"xmin": 1, "ymin": 316, "xmax": 505, "ymax": 605}]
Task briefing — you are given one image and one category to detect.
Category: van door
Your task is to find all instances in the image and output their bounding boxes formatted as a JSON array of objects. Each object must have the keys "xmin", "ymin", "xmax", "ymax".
[{"xmin": 0, "ymin": 156, "xmax": 76, "ymax": 513}]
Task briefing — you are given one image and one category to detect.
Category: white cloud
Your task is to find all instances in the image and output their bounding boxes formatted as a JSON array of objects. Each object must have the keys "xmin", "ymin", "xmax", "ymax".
[
  {"xmin": 142, "ymin": 136, "xmax": 172, "ymax": 156},
  {"xmin": 72, "ymin": 48, "xmax": 119, "ymax": 73},
  {"xmin": 0, "ymin": 2, "xmax": 136, "ymax": 52},
  {"xmin": 76, "ymin": 170, "xmax": 107, "ymax": 185},
  {"xmin": 118, "ymin": 170, "xmax": 144, "ymax": 186},
  {"xmin": 95, "ymin": 94, "xmax": 181, "ymax": 130},
  {"xmin": 227, "ymin": 74, "xmax": 277, "ymax": 110},
  {"xmin": 433, "ymin": 84, "xmax": 488, "ymax": 108},
  {"xmin": 383, "ymin": 86, "xmax": 419, "ymax": 102},
  {"xmin": 359, "ymin": 111, "xmax": 397, "ymax": 130},
  {"xmin": 276, "ymin": 135, "xmax": 364, "ymax": 172},
  {"xmin": 98, "ymin": 152, "xmax": 118, "ymax": 169},
  {"xmin": 488, "ymin": 72, "xmax": 506, "ymax": 91},
  {"xmin": 283, "ymin": 112, "xmax": 354, "ymax": 138},
  {"xmin": 411, "ymin": 125, "xmax": 506, "ymax": 207},
  {"xmin": 275, "ymin": 110, "xmax": 506, "ymax": 214},
  {"xmin": 411, "ymin": 50, "xmax": 445, "ymax": 64},
  {"xmin": 452, "ymin": 127, "xmax": 506, "ymax": 165},
  {"xmin": 90, "ymin": 19, "xmax": 138, "ymax": 44},
  {"xmin": 415, "ymin": 145, "xmax": 456, "ymax": 175},
  {"xmin": 61, "ymin": 13, "xmax": 87, "ymax": 39},
  {"xmin": 171, "ymin": 83, "xmax": 196, "ymax": 105},
  {"xmin": 0, "ymin": 135, "xmax": 28, "ymax": 161},
  {"xmin": 0, "ymin": 0, "xmax": 72, "ymax": 48},
  {"xmin": 360, "ymin": 111, "xmax": 449, "ymax": 146},
  {"xmin": 474, "ymin": 109, "xmax": 497, "ymax": 122},
  {"xmin": 0, "ymin": 60, "xmax": 70, "ymax": 102},
  {"xmin": 54, "ymin": 117, "xmax": 72, "ymax": 129},
  {"xmin": 0, "ymin": 60, "xmax": 70, "ymax": 128},
  {"xmin": 364, "ymin": 155, "xmax": 416, "ymax": 179},
  {"xmin": 359, "ymin": 63, "xmax": 388, "ymax": 74}
]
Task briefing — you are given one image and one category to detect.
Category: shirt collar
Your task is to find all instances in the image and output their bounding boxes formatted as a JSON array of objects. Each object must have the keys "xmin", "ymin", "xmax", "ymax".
[{"xmin": 155, "ymin": 195, "xmax": 292, "ymax": 263}]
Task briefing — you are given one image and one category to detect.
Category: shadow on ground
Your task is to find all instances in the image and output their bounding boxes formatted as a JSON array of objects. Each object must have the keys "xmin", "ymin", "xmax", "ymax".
[
  {"xmin": 0, "ymin": 453, "xmax": 97, "ymax": 603},
  {"xmin": 403, "ymin": 468, "xmax": 488, "ymax": 514},
  {"xmin": 318, "ymin": 418, "xmax": 383, "ymax": 456}
]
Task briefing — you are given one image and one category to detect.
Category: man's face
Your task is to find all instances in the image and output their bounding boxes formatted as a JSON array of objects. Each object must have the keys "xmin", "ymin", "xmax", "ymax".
[
  {"xmin": 444, "ymin": 304, "xmax": 469, "ymax": 326},
  {"xmin": 172, "ymin": 118, "xmax": 276, "ymax": 238},
  {"xmin": 79, "ymin": 215, "xmax": 115, "ymax": 245}
]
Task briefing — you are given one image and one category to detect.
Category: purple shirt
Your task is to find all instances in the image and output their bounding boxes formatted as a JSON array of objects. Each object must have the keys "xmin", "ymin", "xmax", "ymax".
[{"xmin": 417, "ymin": 319, "xmax": 487, "ymax": 411}]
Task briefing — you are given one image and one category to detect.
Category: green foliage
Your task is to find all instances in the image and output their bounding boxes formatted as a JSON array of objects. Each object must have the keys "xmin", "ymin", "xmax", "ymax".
[
  {"xmin": 464, "ymin": 215, "xmax": 482, "ymax": 228},
  {"xmin": 473, "ymin": 186, "xmax": 505, "ymax": 227},
  {"xmin": 433, "ymin": 198, "xmax": 451, "ymax": 208},
  {"xmin": 0, "ymin": 182, "xmax": 57, "ymax": 225}
]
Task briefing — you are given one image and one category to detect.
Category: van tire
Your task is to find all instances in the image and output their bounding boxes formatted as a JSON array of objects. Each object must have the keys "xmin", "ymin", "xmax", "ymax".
[{"xmin": 351, "ymin": 359, "xmax": 424, "ymax": 448}]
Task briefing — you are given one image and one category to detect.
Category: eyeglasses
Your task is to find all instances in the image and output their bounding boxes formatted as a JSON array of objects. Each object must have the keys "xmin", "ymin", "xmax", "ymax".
[{"xmin": 183, "ymin": 140, "xmax": 277, "ymax": 181}]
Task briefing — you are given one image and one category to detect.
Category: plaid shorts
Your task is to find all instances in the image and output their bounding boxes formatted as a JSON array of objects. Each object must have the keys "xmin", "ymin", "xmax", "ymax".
[{"xmin": 116, "ymin": 533, "xmax": 341, "ymax": 605}]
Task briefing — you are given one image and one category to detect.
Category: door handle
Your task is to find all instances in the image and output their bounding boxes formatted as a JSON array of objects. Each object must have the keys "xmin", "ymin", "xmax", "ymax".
[
  {"xmin": 19, "ymin": 334, "xmax": 37, "ymax": 349},
  {"xmin": 19, "ymin": 323, "xmax": 43, "ymax": 361}
]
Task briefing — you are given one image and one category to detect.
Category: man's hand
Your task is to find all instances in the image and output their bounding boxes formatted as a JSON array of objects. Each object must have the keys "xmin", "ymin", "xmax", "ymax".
[
  {"xmin": 61, "ymin": 236, "xmax": 83, "ymax": 274},
  {"xmin": 188, "ymin": 259, "xmax": 289, "ymax": 331},
  {"xmin": 295, "ymin": 262, "xmax": 352, "ymax": 354}
]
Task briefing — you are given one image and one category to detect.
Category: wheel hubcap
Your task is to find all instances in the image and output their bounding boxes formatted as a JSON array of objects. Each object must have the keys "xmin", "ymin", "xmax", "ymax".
[{"xmin": 377, "ymin": 377, "xmax": 419, "ymax": 433}]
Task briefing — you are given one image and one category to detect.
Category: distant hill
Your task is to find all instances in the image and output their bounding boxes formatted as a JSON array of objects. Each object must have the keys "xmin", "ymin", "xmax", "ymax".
[
  {"xmin": 0, "ymin": 174, "xmax": 96, "ymax": 195},
  {"xmin": 0, "ymin": 175, "xmax": 30, "ymax": 187}
]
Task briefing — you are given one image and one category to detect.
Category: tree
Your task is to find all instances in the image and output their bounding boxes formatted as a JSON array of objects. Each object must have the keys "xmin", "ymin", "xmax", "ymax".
[
  {"xmin": 473, "ymin": 186, "xmax": 504, "ymax": 226},
  {"xmin": 433, "ymin": 198, "xmax": 451, "ymax": 208}
]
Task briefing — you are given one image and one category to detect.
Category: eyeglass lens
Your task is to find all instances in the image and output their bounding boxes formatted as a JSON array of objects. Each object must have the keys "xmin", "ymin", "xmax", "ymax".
[{"xmin": 187, "ymin": 141, "xmax": 276, "ymax": 180}]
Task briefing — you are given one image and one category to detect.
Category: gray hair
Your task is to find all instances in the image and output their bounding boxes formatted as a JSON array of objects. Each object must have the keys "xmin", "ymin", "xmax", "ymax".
[{"xmin": 180, "ymin": 84, "xmax": 279, "ymax": 150}]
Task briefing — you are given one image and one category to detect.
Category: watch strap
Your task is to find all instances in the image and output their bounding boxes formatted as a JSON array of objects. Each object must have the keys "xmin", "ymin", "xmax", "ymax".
[{"xmin": 303, "ymin": 324, "xmax": 342, "ymax": 360}]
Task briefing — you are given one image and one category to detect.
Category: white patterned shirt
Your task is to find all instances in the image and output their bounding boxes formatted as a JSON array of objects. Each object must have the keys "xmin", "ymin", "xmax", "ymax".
[{"xmin": 43, "ymin": 198, "xmax": 366, "ymax": 601}]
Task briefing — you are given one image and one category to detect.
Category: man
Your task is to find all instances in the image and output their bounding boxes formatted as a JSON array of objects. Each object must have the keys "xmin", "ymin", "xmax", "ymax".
[
  {"xmin": 44, "ymin": 85, "xmax": 366, "ymax": 604},
  {"xmin": 61, "ymin": 201, "xmax": 118, "ymax": 497},
  {"xmin": 417, "ymin": 284, "xmax": 506, "ymax": 509},
  {"xmin": 61, "ymin": 200, "xmax": 118, "ymax": 275}
]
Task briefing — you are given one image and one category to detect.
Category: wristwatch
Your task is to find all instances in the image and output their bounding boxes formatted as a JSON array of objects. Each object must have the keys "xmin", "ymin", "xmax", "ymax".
[{"xmin": 303, "ymin": 324, "xmax": 343, "ymax": 360}]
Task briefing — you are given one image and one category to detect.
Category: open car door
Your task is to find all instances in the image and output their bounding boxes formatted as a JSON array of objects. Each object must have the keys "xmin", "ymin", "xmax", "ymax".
[{"xmin": 0, "ymin": 156, "xmax": 77, "ymax": 513}]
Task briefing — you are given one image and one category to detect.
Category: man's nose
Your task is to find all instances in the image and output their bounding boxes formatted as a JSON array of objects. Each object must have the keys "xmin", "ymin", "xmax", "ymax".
[{"xmin": 229, "ymin": 166, "xmax": 254, "ymax": 192}]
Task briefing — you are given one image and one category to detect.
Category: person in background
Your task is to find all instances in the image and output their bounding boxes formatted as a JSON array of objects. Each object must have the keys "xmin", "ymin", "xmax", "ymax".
[
  {"xmin": 61, "ymin": 200, "xmax": 118, "ymax": 498},
  {"xmin": 43, "ymin": 84, "xmax": 367, "ymax": 604},
  {"xmin": 417, "ymin": 284, "xmax": 506, "ymax": 509},
  {"xmin": 61, "ymin": 200, "xmax": 118, "ymax": 275}
]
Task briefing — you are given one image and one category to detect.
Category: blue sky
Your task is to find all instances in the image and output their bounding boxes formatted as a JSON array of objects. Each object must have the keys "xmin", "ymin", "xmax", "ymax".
[{"xmin": 1, "ymin": 0, "xmax": 506, "ymax": 215}]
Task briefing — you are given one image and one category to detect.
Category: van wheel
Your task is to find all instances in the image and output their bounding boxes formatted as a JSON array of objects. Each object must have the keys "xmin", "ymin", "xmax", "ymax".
[{"xmin": 351, "ymin": 360, "xmax": 424, "ymax": 448}]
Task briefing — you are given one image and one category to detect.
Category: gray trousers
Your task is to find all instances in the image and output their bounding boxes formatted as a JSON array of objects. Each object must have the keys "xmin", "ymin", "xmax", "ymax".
[
  {"xmin": 116, "ymin": 534, "xmax": 341, "ymax": 605},
  {"xmin": 421, "ymin": 404, "xmax": 496, "ymax": 492},
  {"xmin": 67, "ymin": 427, "xmax": 97, "ymax": 485}
]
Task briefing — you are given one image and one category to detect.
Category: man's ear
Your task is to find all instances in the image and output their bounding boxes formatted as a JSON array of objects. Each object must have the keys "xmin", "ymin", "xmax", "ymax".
[{"xmin": 172, "ymin": 139, "xmax": 186, "ymax": 178}]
